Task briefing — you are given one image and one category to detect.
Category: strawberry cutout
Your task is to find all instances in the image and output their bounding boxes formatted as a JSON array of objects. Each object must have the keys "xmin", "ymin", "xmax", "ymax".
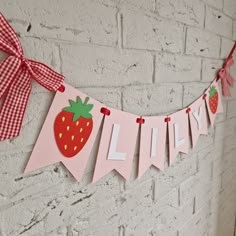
[
  {"xmin": 54, "ymin": 96, "xmax": 94, "ymax": 158},
  {"xmin": 209, "ymin": 86, "xmax": 218, "ymax": 114}
]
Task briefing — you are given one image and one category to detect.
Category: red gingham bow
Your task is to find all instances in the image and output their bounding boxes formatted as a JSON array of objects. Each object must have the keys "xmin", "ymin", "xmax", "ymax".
[
  {"xmin": 0, "ymin": 13, "xmax": 64, "ymax": 141},
  {"xmin": 218, "ymin": 56, "xmax": 234, "ymax": 97}
]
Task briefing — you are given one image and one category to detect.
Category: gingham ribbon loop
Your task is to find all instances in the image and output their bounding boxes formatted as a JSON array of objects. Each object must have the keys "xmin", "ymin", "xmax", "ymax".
[
  {"xmin": 218, "ymin": 56, "xmax": 234, "ymax": 97},
  {"xmin": 0, "ymin": 13, "xmax": 64, "ymax": 141}
]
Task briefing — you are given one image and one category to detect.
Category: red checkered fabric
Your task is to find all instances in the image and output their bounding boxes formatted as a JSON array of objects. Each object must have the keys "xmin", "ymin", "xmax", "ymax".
[{"xmin": 0, "ymin": 13, "xmax": 64, "ymax": 141}]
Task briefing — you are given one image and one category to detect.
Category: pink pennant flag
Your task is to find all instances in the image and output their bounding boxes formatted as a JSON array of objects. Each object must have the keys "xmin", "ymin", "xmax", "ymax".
[
  {"xmin": 168, "ymin": 109, "xmax": 189, "ymax": 165},
  {"xmin": 138, "ymin": 116, "xmax": 167, "ymax": 178},
  {"xmin": 205, "ymin": 80, "xmax": 223, "ymax": 126},
  {"xmin": 188, "ymin": 97, "xmax": 208, "ymax": 148},
  {"xmin": 25, "ymin": 83, "xmax": 104, "ymax": 181},
  {"xmin": 92, "ymin": 108, "xmax": 139, "ymax": 183}
]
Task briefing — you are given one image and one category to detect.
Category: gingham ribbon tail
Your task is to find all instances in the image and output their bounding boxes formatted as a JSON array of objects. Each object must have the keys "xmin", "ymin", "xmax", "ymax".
[
  {"xmin": 218, "ymin": 56, "xmax": 235, "ymax": 97},
  {"xmin": 0, "ymin": 13, "xmax": 64, "ymax": 141}
]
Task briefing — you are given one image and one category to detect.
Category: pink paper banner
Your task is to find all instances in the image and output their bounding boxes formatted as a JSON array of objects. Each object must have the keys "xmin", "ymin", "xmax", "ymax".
[
  {"xmin": 92, "ymin": 108, "xmax": 139, "ymax": 183},
  {"xmin": 138, "ymin": 116, "xmax": 167, "ymax": 178},
  {"xmin": 25, "ymin": 83, "xmax": 104, "ymax": 181},
  {"xmin": 189, "ymin": 97, "xmax": 208, "ymax": 148},
  {"xmin": 168, "ymin": 109, "xmax": 189, "ymax": 165},
  {"xmin": 205, "ymin": 80, "xmax": 223, "ymax": 126}
]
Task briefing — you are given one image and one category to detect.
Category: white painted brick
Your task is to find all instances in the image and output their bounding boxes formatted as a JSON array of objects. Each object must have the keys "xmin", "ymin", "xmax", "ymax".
[
  {"xmin": 123, "ymin": 84, "xmax": 183, "ymax": 116},
  {"xmin": 190, "ymin": 127, "xmax": 214, "ymax": 154},
  {"xmin": 223, "ymin": 0, "xmax": 236, "ymax": 19},
  {"xmin": 156, "ymin": 53, "xmax": 201, "ymax": 83},
  {"xmin": 0, "ymin": 0, "xmax": 118, "ymax": 46},
  {"xmin": 124, "ymin": 0, "xmax": 155, "ymax": 11},
  {"xmin": 183, "ymin": 82, "xmax": 209, "ymax": 107},
  {"xmin": 202, "ymin": 0, "xmax": 223, "ymax": 9},
  {"xmin": 221, "ymin": 38, "xmax": 235, "ymax": 59},
  {"xmin": 227, "ymin": 99, "xmax": 236, "ymax": 118},
  {"xmin": 233, "ymin": 21, "xmax": 236, "ymax": 40},
  {"xmin": 123, "ymin": 9, "xmax": 184, "ymax": 53},
  {"xmin": 179, "ymin": 175, "xmax": 196, "ymax": 206},
  {"xmin": 202, "ymin": 58, "xmax": 223, "ymax": 82},
  {"xmin": 205, "ymin": 6, "xmax": 233, "ymax": 38},
  {"xmin": 178, "ymin": 205, "xmax": 211, "ymax": 236},
  {"xmin": 61, "ymin": 43, "xmax": 153, "ymax": 87},
  {"xmin": 197, "ymin": 146, "xmax": 214, "ymax": 172},
  {"xmin": 21, "ymin": 37, "xmax": 61, "ymax": 72},
  {"xmin": 154, "ymin": 154, "xmax": 197, "ymax": 199},
  {"xmin": 224, "ymin": 134, "xmax": 236, "ymax": 153},
  {"xmin": 79, "ymin": 87, "xmax": 122, "ymax": 110},
  {"xmin": 95, "ymin": 0, "xmax": 155, "ymax": 11},
  {"xmin": 155, "ymin": 0, "xmax": 204, "ymax": 26},
  {"xmin": 215, "ymin": 118, "xmax": 236, "ymax": 142},
  {"xmin": 186, "ymin": 27, "xmax": 221, "ymax": 58}
]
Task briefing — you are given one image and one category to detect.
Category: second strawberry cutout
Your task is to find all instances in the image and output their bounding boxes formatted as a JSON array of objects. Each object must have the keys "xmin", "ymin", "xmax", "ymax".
[
  {"xmin": 54, "ymin": 96, "xmax": 94, "ymax": 158},
  {"xmin": 209, "ymin": 86, "xmax": 218, "ymax": 114}
]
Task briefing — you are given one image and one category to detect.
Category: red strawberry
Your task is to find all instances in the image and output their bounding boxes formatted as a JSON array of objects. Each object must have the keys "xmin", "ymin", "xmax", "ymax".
[
  {"xmin": 209, "ymin": 86, "xmax": 218, "ymax": 114},
  {"xmin": 54, "ymin": 96, "xmax": 93, "ymax": 158}
]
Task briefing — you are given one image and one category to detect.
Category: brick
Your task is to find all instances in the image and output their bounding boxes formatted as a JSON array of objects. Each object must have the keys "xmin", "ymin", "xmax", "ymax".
[
  {"xmin": 155, "ymin": 0, "xmax": 204, "ymax": 26},
  {"xmin": 0, "ymin": 0, "xmax": 118, "ymax": 46},
  {"xmin": 122, "ymin": 84, "xmax": 183, "ymax": 116},
  {"xmin": 183, "ymin": 82, "xmax": 209, "ymax": 107},
  {"xmin": 233, "ymin": 21, "xmax": 236, "ymax": 40},
  {"xmin": 123, "ymin": 9, "xmax": 184, "ymax": 53},
  {"xmin": 178, "ymin": 206, "xmax": 211, "ymax": 236},
  {"xmin": 21, "ymin": 37, "xmax": 61, "ymax": 72},
  {"xmin": 154, "ymin": 154, "xmax": 197, "ymax": 199},
  {"xmin": 202, "ymin": 58, "xmax": 223, "ymax": 82},
  {"xmin": 191, "ymin": 127, "xmax": 214, "ymax": 153},
  {"xmin": 197, "ymin": 146, "xmax": 214, "ymax": 172},
  {"xmin": 61, "ymin": 43, "xmax": 153, "ymax": 87},
  {"xmin": 224, "ymin": 134, "xmax": 236, "ymax": 153},
  {"xmin": 124, "ymin": 0, "xmax": 155, "ymax": 11},
  {"xmin": 227, "ymin": 99, "xmax": 236, "ymax": 118},
  {"xmin": 179, "ymin": 175, "xmax": 196, "ymax": 206},
  {"xmin": 186, "ymin": 27, "xmax": 221, "ymax": 58},
  {"xmin": 223, "ymin": 0, "xmax": 236, "ymax": 19},
  {"xmin": 205, "ymin": 6, "xmax": 233, "ymax": 38},
  {"xmin": 221, "ymin": 38, "xmax": 235, "ymax": 59},
  {"xmin": 156, "ymin": 53, "xmax": 201, "ymax": 83},
  {"xmin": 80, "ymin": 87, "xmax": 122, "ymax": 110},
  {"xmin": 215, "ymin": 118, "xmax": 236, "ymax": 142},
  {"xmin": 201, "ymin": 0, "xmax": 223, "ymax": 9}
]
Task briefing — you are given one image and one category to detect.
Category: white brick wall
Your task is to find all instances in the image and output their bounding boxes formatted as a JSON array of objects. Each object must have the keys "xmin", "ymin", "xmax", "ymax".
[{"xmin": 0, "ymin": 0, "xmax": 236, "ymax": 235}]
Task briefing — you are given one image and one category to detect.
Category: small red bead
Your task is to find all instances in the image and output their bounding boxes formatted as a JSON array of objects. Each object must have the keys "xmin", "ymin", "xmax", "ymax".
[
  {"xmin": 202, "ymin": 94, "xmax": 207, "ymax": 100},
  {"xmin": 58, "ymin": 84, "xmax": 65, "ymax": 92},
  {"xmin": 186, "ymin": 108, "xmax": 191, "ymax": 114},
  {"xmin": 136, "ymin": 117, "xmax": 145, "ymax": 124},
  {"xmin": 100, "ymin": 107, "xmax": 111, "ymax": 116},
  {"xmin": 164, "ymin": 117, "xmax": 171, "ymax": 122}
]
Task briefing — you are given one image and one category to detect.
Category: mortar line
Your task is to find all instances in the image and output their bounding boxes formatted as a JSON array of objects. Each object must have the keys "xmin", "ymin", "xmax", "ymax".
[
  {"xmin": 152, "ymin": 54, "xmax": 156, "ymax": 84},
  {"xmin": 117, "ymin": 11, "xmax": 123, "ymax": 49}
]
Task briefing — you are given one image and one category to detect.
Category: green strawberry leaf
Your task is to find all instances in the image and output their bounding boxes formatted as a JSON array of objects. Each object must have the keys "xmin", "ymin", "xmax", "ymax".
[
  {"xmin": 63, "ymin": 96, "xmax": 94, "ymax": 121},
  {"xmin": 209, "ymin": 86, "xmax": 217, "ymax": 98}
]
